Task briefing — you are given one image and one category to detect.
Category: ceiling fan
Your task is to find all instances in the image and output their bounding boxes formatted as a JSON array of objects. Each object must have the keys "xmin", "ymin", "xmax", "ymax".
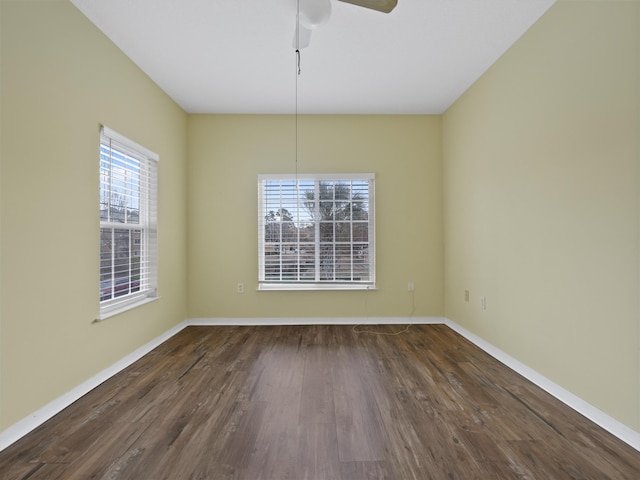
[{"xmin": 294, "ymin": 0, "xmax": 398, "ymax": 49}]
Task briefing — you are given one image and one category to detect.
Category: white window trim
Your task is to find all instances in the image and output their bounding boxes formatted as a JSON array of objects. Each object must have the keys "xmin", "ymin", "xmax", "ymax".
[
  {"xmin": 98, "ymin": 126, "xmax": 159, "ymax": 320},
  {"xmin": 258, "ymin": 173, "xmax": 376, "ymax": 291}
]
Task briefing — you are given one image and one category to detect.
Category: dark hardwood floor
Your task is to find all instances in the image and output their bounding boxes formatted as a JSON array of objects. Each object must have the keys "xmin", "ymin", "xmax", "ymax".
[{"xmin": 1, "ymin": 324, "xmax": 638, "ymax": 479}]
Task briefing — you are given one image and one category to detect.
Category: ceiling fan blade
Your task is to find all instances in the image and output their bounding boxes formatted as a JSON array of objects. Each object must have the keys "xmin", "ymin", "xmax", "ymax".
[
  {"xmin": 293, "ymin": 22, "xmax": 312, "ymax": 50},
  {"xmin": 337, "ymin": 0, "xmax": 397, "ymax": 14}
]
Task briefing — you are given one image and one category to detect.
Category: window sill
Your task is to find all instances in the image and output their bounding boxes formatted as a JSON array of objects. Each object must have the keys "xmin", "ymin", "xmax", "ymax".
[
  {"xmin": 95, "ymin": 296, "xmax": 160, "ymax": 322},
  {"xmin": 258, "ymin": 283, "xmax": 377, "ymax": 291}
]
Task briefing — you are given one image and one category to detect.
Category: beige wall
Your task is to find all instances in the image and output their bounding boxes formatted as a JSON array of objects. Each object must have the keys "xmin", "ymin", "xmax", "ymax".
[
  {"xmin": 0, "ymin": 1, "xmax": 4, "ymax": 425},
  {"xmin": 443, "ymin": 0, "xmax": 640, "ymax": 430},
  {"xmin": 0, "ymin": 1, "xmax": 188, "ymax": 428},
  {"xmin": 187, "ymin": 114, "xmax": 443, "ymax": 319}
]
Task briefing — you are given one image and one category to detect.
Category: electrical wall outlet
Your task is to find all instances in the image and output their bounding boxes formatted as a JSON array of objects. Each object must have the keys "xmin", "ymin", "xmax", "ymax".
[
  {"xmin": 408, "ymin": 281, "xmax": 415, "ymax": 292},
  {"xmin": 237, "ymin": 282, "xmax": 245, "ymax": 294},
  {"xmin": 481, "ymin": 297, "xmax": 486, "ymax": 310},
  {"xmin": 464, "ymin": 290, "xmax": 469, "ymax": 302}
]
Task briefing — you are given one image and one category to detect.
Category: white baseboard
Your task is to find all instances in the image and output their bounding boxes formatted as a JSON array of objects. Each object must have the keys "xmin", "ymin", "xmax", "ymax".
[
  {"xmin": 444, "ymin": 319, "xmax": 640, "ymax": 452},
  {"xmin": 1, "ymin": 317, "xmax": 638, "ymax": 454},
  {"xmin": 0, "ymin": 320, "xmax": 190, "ymax": 452},
  {"xmin": 188, "ymin": 316, "xmax": 444, "ymax": 326}
]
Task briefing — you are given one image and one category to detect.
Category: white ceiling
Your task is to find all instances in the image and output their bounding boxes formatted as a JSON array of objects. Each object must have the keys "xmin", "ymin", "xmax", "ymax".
[{"xmin": 70, "ymin": 0, "xmax": 556, "ymax": 114}]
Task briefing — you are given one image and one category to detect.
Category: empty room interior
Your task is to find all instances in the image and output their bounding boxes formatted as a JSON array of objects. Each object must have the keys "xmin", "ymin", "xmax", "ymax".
[{"xmin": 1, "ymin": 0, "xmax": 640, "ymax": 478}]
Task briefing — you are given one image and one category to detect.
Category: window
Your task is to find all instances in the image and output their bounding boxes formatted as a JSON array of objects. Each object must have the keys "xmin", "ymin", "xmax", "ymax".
[
  {"xmin": 99, "ymin": 126, "xmax": 158, "ymax": 318},
  {"xmin": 258, "ymin": 174, "xmax": 375, "ymax": 290}
]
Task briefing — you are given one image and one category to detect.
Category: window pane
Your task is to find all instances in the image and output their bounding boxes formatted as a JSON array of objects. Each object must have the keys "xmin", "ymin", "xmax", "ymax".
[
  {"xmin": 100, "ymin": 228, "xmax": 113, "ymax": 282},
  {"xmin": 336, "ymin": 222, "xmax": 351, "ymax": 242},
  {"xmin": 318, "ymin": 243, "xmax": 335, "ymax": 280},
  {"xmin": 335, "ymin": 245, "xmax": 352, "ymax": 280},
  {"xmin": 282, "ymin": 251, "xmax": 298, "ymax": 281},
  {"xmin": 354, "ymin": 243, "xmax": 371, "ymax": 281},
  {"xmin": 338, "ymin": 205, "xmax": 351, "ymax": 221},
  {"xmin": 334, "ymin": 181, "xmax": 350, "ymax": 201},
  {"xmin": 352, "ymin": 201, "xmax": 368, "ymax": 221},
  {"xmin": 265, "ymin": 217, "xmax": 281, "ymax": 242},
  {"xmin": 99, "ymin": 227, "xmax": 140, "ymax": 300},
  {"xmin": 320, "ymin": 222, "xmax": 334, "ymax": 242},
  {"xmin": 353, "ymin": 222, "xmax": 368, "ymax": 242},
  {"xmin": 300, "ymin": 223, "xmax": 314, "ymax": 242},
  {"xmin": 264, "ymin": 251, "xmax": 281, "ymax": 280},
  {"xmin": 100, "ymin": 143, "xmax": 143, "ymax": 225},
  {"xmin": 319, "ymin": 201, "xmax": 334, "ymax": 221},
  {"xmin": 282, "ymin": 222, "xmax": 297, "ymax": 242},
  {"xmin": 300, "ymin": 245, "xmax": 315, "ymax": 280}
]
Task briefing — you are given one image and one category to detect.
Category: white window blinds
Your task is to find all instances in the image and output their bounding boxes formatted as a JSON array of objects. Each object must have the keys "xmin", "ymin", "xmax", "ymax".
[
  {"xmin": 258, "ymin": 174, "xmax": 375, "ymax": 290},
  {"xmin": 99, "ymin": 126, "xmax": 158, "ymax": 318}
]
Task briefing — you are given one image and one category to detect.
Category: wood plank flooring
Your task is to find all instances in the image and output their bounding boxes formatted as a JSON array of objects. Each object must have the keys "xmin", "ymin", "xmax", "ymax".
[{"xmin": 1, "ymin": 324, "xmax": 638, "ymax": 479}]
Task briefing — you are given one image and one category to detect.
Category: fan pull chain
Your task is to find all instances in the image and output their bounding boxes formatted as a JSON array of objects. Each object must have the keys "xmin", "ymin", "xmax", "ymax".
[{"xmin": 295, "ymin": 47, "xmax": 300, "ymax": 181}]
